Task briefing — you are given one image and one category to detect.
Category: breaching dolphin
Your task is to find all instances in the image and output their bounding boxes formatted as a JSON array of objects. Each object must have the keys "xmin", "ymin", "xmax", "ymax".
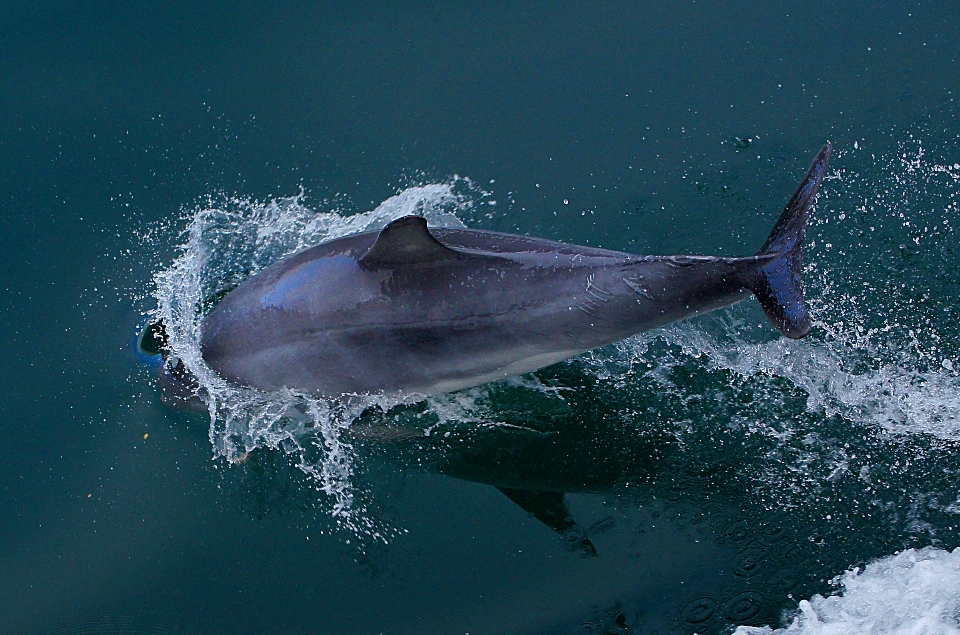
[{"xmin": 157, "ymin": 143, "xmax": 831, "ymax": 399}]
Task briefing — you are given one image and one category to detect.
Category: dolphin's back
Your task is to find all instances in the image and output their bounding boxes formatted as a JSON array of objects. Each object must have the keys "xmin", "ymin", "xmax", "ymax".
[{"xmin": 200, "ymin": 223, "xmax": 644, "ymax": 396}]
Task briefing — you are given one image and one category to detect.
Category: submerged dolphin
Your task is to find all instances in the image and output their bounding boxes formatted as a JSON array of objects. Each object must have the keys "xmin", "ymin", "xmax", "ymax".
[{"xmin": 157, "ymin": 143, "xmax": 831, "ymax": 399}]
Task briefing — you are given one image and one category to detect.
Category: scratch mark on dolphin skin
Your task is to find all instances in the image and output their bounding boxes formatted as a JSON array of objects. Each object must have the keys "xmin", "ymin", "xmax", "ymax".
[
  {"xmin": 665, "ymin": 256, "xmax": 704, "ymax": 267},
  {"xmin": 577, "ymin": 274, "xmax": 612, "ymax": 319},
  {"xmin": 622, "ymin": 274, "xmax": 654, "ymax": 300},
  {"xmin": 585, "ymin": 274, "xmax": 612, "ymax": 300}
]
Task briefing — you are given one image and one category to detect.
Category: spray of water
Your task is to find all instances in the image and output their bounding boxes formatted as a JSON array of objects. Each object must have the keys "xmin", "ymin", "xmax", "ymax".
[{"xmin": 605, "ymin": 137, "xmax": 960, "ymax": 442}]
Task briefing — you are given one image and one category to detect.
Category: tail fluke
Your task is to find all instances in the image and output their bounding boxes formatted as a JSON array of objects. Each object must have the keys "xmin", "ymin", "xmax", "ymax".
[{"xmin": 747, "ymin": 142, "xmax": 832, "ymax": 339}]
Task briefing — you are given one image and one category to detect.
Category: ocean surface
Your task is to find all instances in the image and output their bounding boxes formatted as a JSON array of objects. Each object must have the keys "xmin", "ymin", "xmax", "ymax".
[{"xmin": 3, "ymin": 3, "xmax": 960, "ymax": 634}]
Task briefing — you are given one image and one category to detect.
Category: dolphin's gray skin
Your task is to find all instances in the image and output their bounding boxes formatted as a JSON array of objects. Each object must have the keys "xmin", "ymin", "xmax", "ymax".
[
  {"xmin": 193, "ymin": 143, "xmax": 831, "ymax": 398},
  {"xmin": 147, "ymin": 143, "xmax": 830, "ymax": 401}
]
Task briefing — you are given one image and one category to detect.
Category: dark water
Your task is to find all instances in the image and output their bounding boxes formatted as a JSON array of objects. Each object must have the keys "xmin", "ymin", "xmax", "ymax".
[{"xmin": 3, "ymin": 3, "xmax": 960, "ymax": 634}]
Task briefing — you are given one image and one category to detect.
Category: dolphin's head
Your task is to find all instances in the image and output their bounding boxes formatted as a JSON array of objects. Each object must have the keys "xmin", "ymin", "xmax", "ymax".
[{"xmin": 136, "ymin": 318, "xmax": 207, "ymax": 411}]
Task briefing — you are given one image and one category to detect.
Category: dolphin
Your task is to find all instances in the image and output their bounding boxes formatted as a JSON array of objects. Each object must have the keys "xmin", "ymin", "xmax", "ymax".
[{"xmin": 152, "ymin": 143, "xmax": 831, "ymax": 400}]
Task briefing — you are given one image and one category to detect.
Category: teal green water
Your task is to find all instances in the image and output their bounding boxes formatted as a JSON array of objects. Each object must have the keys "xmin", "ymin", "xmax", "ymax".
[{"xmin": 2, "ymin": 3, "xmax": 960, "ymax": 634}]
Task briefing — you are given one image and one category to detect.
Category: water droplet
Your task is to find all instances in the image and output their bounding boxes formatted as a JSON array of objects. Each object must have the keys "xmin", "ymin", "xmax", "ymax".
[
  {"xmin": 724, "ymin": 590, "xmax": 767, "ymax": 621},
  {"xmin": 680, "ymin": 596, "xmax": 717, "ymax": 624},
  {"xmin": 734, "ymin": 546, "xmax": 768, "ymax": 578},
  {"xmin": 723, "ymin": 519, "xmax": 751, "ymax": 542}
]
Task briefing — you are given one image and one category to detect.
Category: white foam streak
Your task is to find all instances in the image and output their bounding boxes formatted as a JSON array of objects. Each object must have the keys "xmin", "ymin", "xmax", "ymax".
[
  {"xmin": 735, "ymin": 548, "xmax": 960, "ymax": 635},
  {"xmin": 651, "ymin": 319, "xmax": 960, "ymax": 440}
]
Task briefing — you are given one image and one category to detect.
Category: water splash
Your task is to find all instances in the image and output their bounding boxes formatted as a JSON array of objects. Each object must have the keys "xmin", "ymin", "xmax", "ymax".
[
  {"xmin": 602, "ymin": 136, "xmax": 960, "ymax": 442},
  {"xmin": 152, "ymin": 178, "xmax": 489, "ymax": 527}
]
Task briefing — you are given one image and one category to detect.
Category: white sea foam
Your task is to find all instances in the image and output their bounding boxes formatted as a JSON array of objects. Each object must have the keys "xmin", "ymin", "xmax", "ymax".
[{"xmin": 734, "ymin": 547, "xmax": 960, "ymax": 635}]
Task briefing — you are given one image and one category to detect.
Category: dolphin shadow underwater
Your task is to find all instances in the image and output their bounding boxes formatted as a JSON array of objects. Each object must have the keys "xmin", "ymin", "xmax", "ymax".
[
  {"xmin": 144, "ymin": 144, "xmax": 831, "ymax": 557},
  {"xmin": 237, "ymin": 368, "xmax": 835, "ymax": 633}
]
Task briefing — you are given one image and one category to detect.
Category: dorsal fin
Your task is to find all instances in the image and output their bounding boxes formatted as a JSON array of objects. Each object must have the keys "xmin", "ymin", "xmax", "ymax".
[{"xmin": 359, "ymin": 215, "xmax": 463, "ymax": 267}]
